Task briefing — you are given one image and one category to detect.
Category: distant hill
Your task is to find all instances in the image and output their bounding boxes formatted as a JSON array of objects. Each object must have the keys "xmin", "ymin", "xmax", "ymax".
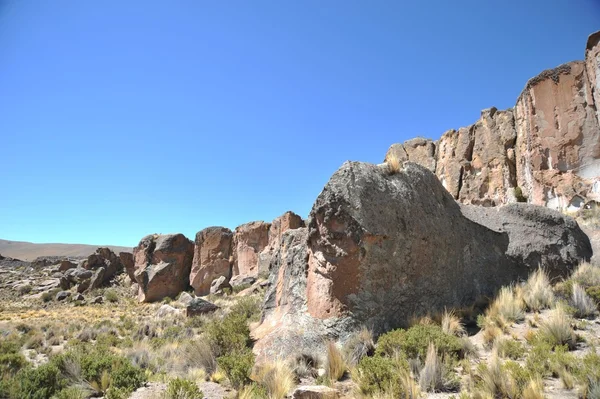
[{"xmin": 0, "ymin": 239, "xmax": 132, "ymax": 261}]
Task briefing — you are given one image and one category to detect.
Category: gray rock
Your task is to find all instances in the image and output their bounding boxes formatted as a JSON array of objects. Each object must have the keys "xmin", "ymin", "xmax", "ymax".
[
  {"xmin": 56, "ymin": 291, "xmax": 71, "ymax": 301},
  {"xmin": 229, "ymin": 275, "xmax": 256, "ymax": 287},
  {"xmin": 156, "ymin": 304, "xmax": 182, "ymax": 319},
  {"xmin": 73, "ymin": 293, "xmax": 85, "ymax": 301},
  {"xmin": 92, "ymin": 296, "xmax": 103, "ymax": 304},
  {"xmin": 209, "ymin": 275, "xmax": 230, "ymax": 295},
  {"xmin": 76, "ymin": 279, "xmax": 91, "ymax": 293},
  {"xmin": 89, "ymin": 267, "xmax": 106, "ymax": 290},
  {"xmin": 292, "ymin": 386, "xmax": 340, "ymax": 399},
  {"xmin": 177, "ymin": 292, "xmax": 194, "ymax": 306},
  {"xmin": 185, "ymin": 298, "xmax": 219, "ymax": 317},
  {"xmin": 58, "ymin": 260, "xmax": 77, "ymax": 272}
]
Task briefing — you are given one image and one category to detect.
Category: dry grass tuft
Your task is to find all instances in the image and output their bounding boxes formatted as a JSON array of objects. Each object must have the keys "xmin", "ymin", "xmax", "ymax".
[
  {"xmin": 522, "ymin": 268, "xmax": 555, "ymax": 311},
  {"xmin": 482, "ymin": 324, "xmax": 502, "ymax": 348},
  {"xmin": 476, "ymin": 349, "xmax": 519, "ymax": 398},
  {"xmin": 571, "ymin": 262, "xmax": 600, "ymax": 287},
  {"xmin": 539, "ymin": 305, "xmax": 576, "ymax": 348},
  {"xmin": 521, "ymin": 378, "xmax": 545, "ymax": 399},
  {"xmin": 487, "ymin": 286, "xmax": 525, "ymax": 327},
  {"xmin": 386, "ymin": 152, "xmax": 402, "ymax": 175},
  {"xmin": 325, "ymin": 340, "xmax": 347, "ymax": 382},
  {"xmin": 344, "ymin": 327, "xmax": 375, "ymax": 366},
  {"xmin": 441, "ymin": 309, "xmax": 465, "ymax": 337},
  {"xmin": 571, "ymin": 283, "xmax": 597, "ymax": 318},
  {"xmin": 253, "ymin": 359, "xmax": 296, "ymax": 399},
  {"xmin": 419, "ymin": 343, "xmax": 443, "ymax": 392}
]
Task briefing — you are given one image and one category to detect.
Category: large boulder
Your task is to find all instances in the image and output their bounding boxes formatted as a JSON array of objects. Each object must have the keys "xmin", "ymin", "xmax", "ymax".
[
  {"xmin": 119, "ymin": 252, "xmax": 135, "ymax": 281},
  {"xmin": 258, "ymin": 211, "xmax": 305, "ymax": 276},
  {"xmin": 82, "ymin": 248, "xmax": 122, "ymax": 287},
  {"xmin": 189, "ymin": 227, "xmax": 233, "ymax": 296},
  {"xmin": 133, "ymin": 234, "xmax": 194, "ymax": 302},
  {"xmin": 255, "ymin": 161, "xmax": 592, "ymax": 358},
  {"xmin": 232, "ymin": 221, "xmax": 270, "ymax": 278}
]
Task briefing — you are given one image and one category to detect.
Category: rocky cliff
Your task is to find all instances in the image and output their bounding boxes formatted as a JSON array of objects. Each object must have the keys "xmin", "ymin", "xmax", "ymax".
[{"xmin": 385, "ymin": 31, "xmax": 600, "ymax": 211}]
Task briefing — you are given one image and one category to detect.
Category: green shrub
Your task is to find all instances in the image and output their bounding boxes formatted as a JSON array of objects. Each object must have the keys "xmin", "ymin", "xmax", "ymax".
[
  {"xmin": 355, "ymin": 354, "xmax": 409, "ymax": 395},
  {"xmin": 217, "ymin": 348, "xmax": 254, "ymax": 389},
  {"xmin": 53, "ymin": 386, "xmax": 90, "ymax": 399},
  {"xmin": 205, "ymin": 312, "xmax": 251, "ymax": 356},
  {"xmin": 42, "ymin": 288, "xmax": 61, "ymax": 303},
  {"xmin": 230, "ymin": 296, "xmax": 261, "ymax": 322},
  {"xmin": 376, "ymin": 324, "xmax": 462, "ymax": 359},
  {"xmin": 0, "ymin": 353, "xmax": 28, "ymax": 376},
  {"xmin": 11, "ymin": 362, "xmax": 66, "ymax": 399},
  {"xmin": 495, "ymin": 338, "xmax": 525, "ymax": 360},
  {"xmin": 586, "ymin": 286, "xmax": 600, "ymax": 305},
  {"xmin": 104, "ymin": 289, "xmax": 119, "ymax": 303},
  {"xmin": 165, "ymin": 378, "xmax": 204, "ymax": 399}
]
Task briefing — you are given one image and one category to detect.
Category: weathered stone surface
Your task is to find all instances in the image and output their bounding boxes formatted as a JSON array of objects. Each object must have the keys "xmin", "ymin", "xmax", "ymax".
[
  {"xmin": 56, "ymin": 291, "xmax": 71, "ymax": 301},
  {"xmin": 185, "ymin": 297, "xmax": 219, "ymax": 317},
  {"xmin": 58, "ymin": 260, "xmax": 77, "ymax": 272},
  {"xmin": 230, "ymin": 275, "xmax": 256, "ymax": 287},
  {"xmin": 386, "ymin": 31, "xmax": 600, "ymax": 211},
  {"xmin": 119, "ymin": 252, "xmax": 135, "ymax": 281},
  {"xmin": 73, "ymin": 293, "xmax": 84, "ymax": 301},
  {"xmin": 515, "ymin": 61, "xmax": 600, "ymax": 210},
  {"xmin": 156, "ymin": 304, "xmax": 181, "ymax": 319},
  {"xmin": 232, "ymin": 221, "xmax": 270, "ymax": 278},
  {"xmin": 83, "ymin": 248, "xmax": 122, "ymax": 288},
  {"xmin": 210, "ymin": 275, "xmax": 230, "ymax": 295},
  {"xmin": 384, "ymin": 138, "xmax": 436, "ymax": 173},
  {"xmin": 134, "ymin": 234, "xmax": 194, "ymax": 302},
  {"xmin": 255, "ymin": 162, "xmax": 592, "ymax": 358},
  {"xmin": 258, "ymin": 211, "xmax": 305, "ymax": 276},
  {"xmin": 177, "ymin": 292, "xmax": 194, "ymax": 306},
  {"xmin": 292, "ymin": 386, "xmax": 340, "ymax": 399},
  {"xmin": 189, "ymin": 227, "xmax": 233, "ymax": 296}
]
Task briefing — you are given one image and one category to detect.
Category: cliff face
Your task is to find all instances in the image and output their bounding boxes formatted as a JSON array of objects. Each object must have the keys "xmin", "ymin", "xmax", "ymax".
[{"xmin": 386, "ymin": 31, "xmax": 600, "ymax": 211}]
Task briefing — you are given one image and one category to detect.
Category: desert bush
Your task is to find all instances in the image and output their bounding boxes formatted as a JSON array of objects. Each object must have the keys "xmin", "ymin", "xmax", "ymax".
[
  {"xmin": 11, "ymin": 362, "xmax": 66, "ymax": 399},
  {"xmin": 216, "ymin": 347, "xmax": 254, "ymax": 389},
  {"xmin": 76, "ymin": 328, "xmax": 97, "ymax": 342},
  {"xmin": 474, "ymin": 351, "xmax": 520, "ymax": 398},
  {"xmin": 292, "ymin": 353, "xmax": 318, "ymax": 379},
  {"xmin": 237, "ymin": 383, "xmax": 268, "ymax": 399},
  {"xmin": 482, "ymin": 324, "xmax": 502, "ymax": 348},
  {"xmin": 571, "ymin": 262, "xmax": 600, "ymax": 288},
  {"xmin": 522, "ymin": 268, "xmax": 555, "ymax": 311},
  {"xmin": 205, "ymin": 312, "xmax": 251, "ymax": 356},
  {"xmin": 53, "ymin": 386, "xmax": 90, "ymax": 399},
  {"xmin": 229, "ymin": 296, "xmax": 261, "ymax": 322},
  {"xmin": 355, "ymin": 354, "xmax": 409, "ymax": 396},
  {"xmin": 104, "ymin": 289, "xmax": 119, "ymax": 303},
  {"xmin": 538, "ymin": 307, "xmax": 576, "ymax": 349},
  {"xmin": 376, "ymin": 324, "xmax": 462, "ymax": 359},
  {"xmin": 441, "ymin": 309, "xmax": 465, "ymax": 337},
  {"xmin": 17, "ymin": 284, "xmax": 32, "ymax": 295},
  {"xmin": 521, "ymin": 378, "xmax": 544, "ymax": 399},
  {"xmin": 571, "ymin": 283, "xmax": 597, "ymax": 317},
  {"xmin": 343, "ymin": 327, "xmax": 375, "ymax": 366},
  {"xmin": 42, "ymin": 289, "xmax": 61, "ymax": 302},
  {"xmin": 494, "ymin": 337, "xmax": 525, "ymax": 360},
  {"xmin": 24, "ymin": 333, "xmax": 44, "ymax": 349},
  {"xmin": 253, "ymin": 359, "xmax": 295, "ymax": 399},
  {"xmin": 586, "ymin": 286, "xmax": 600, "ymax": 305},
  {"xmin": 0, "ymin": 353, "xmax": 27, "ymax": 376},
  {"xmin": 164, "ymin": 378, "xmax": 204, "ymax": 399}
]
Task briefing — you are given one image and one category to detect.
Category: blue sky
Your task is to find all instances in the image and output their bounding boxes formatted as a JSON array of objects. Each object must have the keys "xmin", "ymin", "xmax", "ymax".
[{"xmin": 1, "ymin": 1, "xmax": 598, "ymax": 247}]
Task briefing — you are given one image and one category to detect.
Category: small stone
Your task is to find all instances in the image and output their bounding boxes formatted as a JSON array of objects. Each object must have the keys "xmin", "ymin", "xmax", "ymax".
[
  {"xmin": 92, "ymin": 296, "xmax": 103, "ymax": 304},
  {"xmin": 185, "ymin": 298, "xmax": 219, "ymax": 317},
  {"xmin": 56, "ymin": 291, "xmax": 71, "ymax": 301},
  {"xmin": 292, "ymin": 385, "xmax": 339, "ymax": 399}
]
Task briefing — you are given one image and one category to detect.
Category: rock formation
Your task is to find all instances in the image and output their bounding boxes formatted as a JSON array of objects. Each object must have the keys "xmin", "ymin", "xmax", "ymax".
[
  {"xmin": 119, "ymin": 251, "xmax": 135, "ymax": 281},
  {"xmin": 189, "ymin": 227, "xmax": 233, "ymax": 296},
  {"xmin": 255, "ymin": 161, "xmax": 592, "ymax": 357},
  {"xmin": 385, "ymin": 30, "xmax": 600, "ymax": 211},
  {"xmin": 257, "ymin": 211, "xmax": 305, "ymax": 276},
  {"xmin": 133, "ymin": 234, "xmax": 194, "ymax": 302},
  {"xmin": 232, "ymin": 221, "xmax": 270, "ymax": 277}
]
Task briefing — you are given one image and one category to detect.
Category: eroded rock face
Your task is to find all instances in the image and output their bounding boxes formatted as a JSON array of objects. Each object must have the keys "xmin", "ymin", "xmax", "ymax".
[
  {"xmin": 119, "ymin": 252, "xmax": 135, "ymax": 281},
  {"xmin": 133, "ymin": 234, "xmax": 194, "ymax": 302},
  {"xmin": 189, "ymin": 227, "xmax": 233, "ymax": 296},
  {"xmin": 386, "ymin": 31, "xmax": 600, "ymax": 211},
  {"xmin": 258, "ymin": 211, "xmax": 305, "ymax": 275},
  {"xmin": 232, "ymin": 221, "xmax": 270, "ymax": 278},
  {"xmin": 255, "ymin": 162, "xmax": 592, "ymax": 358},
  {"xmin": 81, "ymin": 248, "xmax": 122, "ymax": 288}
]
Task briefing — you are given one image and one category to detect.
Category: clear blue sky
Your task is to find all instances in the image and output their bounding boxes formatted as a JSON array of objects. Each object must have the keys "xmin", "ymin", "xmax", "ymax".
[{"xmin": 1, "ymin": 1, "xmax": 598, "ymax": 247}]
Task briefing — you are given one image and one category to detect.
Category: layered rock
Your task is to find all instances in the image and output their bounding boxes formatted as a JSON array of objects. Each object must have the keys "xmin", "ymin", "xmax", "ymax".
[
  {"xmin": 386, "ymin": 30, "xmax": 600, "ymax": 211},
  {"xmin": 133, "ymin": 234, "xmax": 194, "ymax": 302},
  {"xmin": 256, "ymin": 161, "xmax": 592, "ymax": 357},
  {"xmin": 232, "ymin": 221, "xmax": 270, "ymax": 278},
  {"xmin": 258, "ymin": 211, "xmax": 305, "ymax": 276},
  {"xmin": 189, "ymin": 227, "xmax": 233, "ymax": 296}
]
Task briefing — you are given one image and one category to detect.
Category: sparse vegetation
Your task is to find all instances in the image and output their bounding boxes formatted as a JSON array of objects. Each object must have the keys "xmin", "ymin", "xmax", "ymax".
[
  {"xmin": 522, "ymin": 268, "xmax": 555, "ymax": 311},
  {"xmin": 386, "ymin": 152, "xmax": 402, "ymax": 174}
]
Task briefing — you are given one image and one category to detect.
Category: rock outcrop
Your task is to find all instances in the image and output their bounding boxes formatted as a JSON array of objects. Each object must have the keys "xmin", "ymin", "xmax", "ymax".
[
  {"xmin": 386, "ymin": 31, "xmax": 600, "ymax": 211},
  {"xmin": 82, "ymin": 247, "xmax": 122, "ymax": 287},
  {"xmin": 232, "ymin": 221, "xmax": 270, "ymax": 278},
  {"xmin": 255, "ymin": 161, "xmax": 592, "ymax": 357},
  {"xmin": 119, "ymin": 252, "xmax": 135, "ymax": 281},
  {"xmin": 133, "ymin": 234, "xmax": 194, "ymax": 302},
  {"xmin": 258, "ymin": 211, "xmax": 305, "ymax": 276},
  {"xmin": 189, "ymin": 227, "xmax": 233, "ymax": 296}
]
